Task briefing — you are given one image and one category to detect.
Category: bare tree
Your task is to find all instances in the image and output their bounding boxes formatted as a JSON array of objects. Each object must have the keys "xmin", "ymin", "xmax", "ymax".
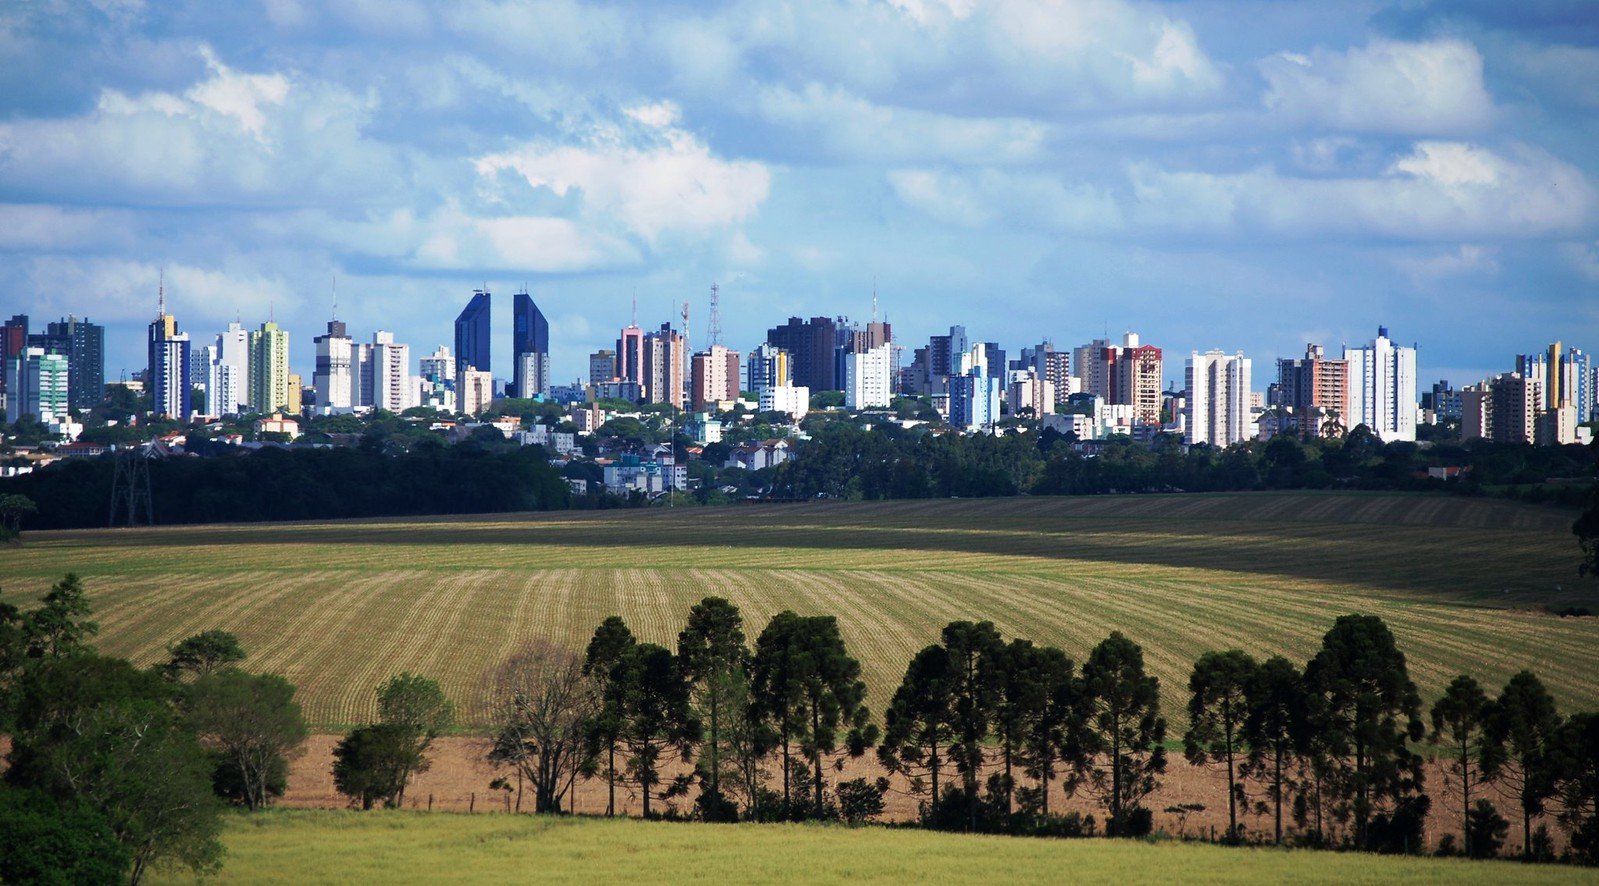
[{"xmin": 485, "ymin": 641, "xmax": 596, "ymax": 814}]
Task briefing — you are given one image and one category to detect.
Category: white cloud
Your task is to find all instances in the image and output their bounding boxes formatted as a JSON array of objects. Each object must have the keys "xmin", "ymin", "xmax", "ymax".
[
  {"xmin": 756, "ymin": 83, "xmax": 1046, "ymax": 164},
  {"xmin": 475, "ymin": 110, "xmax": 771, "ymax": 242},
  {"xmin": 1261, "ymin": 39, "xmax": 1495, "ymax": 135},
  {"xmin": 891, "ymin": 141, "xmax": 1592, "ymax": 242},
  {"xmin": 1560, "ymin": 241, "xmax": 1599, "ymax": 283},
  {"xmin": 887, "ymin": 167, "xmax": 1123, "ymax": 231},
  {"xmin": 1394, "ymin": 244, "xmax": 1499, "ymax": 287},
  {"xmin": 20, "ymin": 257, "xmax": 297, "ymax": 328},
  {"xmin": 0, "ymin": 46, "xmax": 405, "ymax": 207}
]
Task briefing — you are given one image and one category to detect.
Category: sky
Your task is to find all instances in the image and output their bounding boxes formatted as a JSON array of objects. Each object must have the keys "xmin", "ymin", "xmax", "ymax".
[{"xmin": 1, "ymin": 0, "xmax": 1597, "ymax": 391}]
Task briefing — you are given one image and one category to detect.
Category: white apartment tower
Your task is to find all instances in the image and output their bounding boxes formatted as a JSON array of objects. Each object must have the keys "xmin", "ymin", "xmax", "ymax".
[
  {"xmin": 313, "ymin": 319, "xmax": 354, "ymax": 413},
  {"xmin": 844, "ymin": 343, "xmax": 893, "ymax": 410},
  {"xmin": 370, "ymin": 331, "xmax": 415, "ymax": 413},
  {"xmin": 204, "ymin": 322, "xmax": 250, "ymax": 416},
  {"xmin": 1344, "ymin": 326, "xmax": 1417, "ymax": 442},
  {"xmin": 1185, "ymin": 350, "xmax": 1253, "ymax": 447}
]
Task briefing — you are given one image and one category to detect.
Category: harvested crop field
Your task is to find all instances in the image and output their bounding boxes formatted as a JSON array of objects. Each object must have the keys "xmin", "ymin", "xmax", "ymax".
[{"xmin": 3, "ymin": 492, "xmax": 1596, "ymax": 732}]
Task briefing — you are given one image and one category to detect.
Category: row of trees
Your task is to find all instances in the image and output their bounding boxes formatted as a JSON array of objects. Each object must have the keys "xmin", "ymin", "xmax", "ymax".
[
  {"xmin": 2, "ymin": 440, "xmax": 570, "ymax": 529},
  {"xmin": 378, "ymin": 598, "xmax": 1594, "ymax": 863},
  {"xmin": 772, "ymin": 421, "xmax": 1596, "ymax": 504},
  {"xmin": 0, "ymin": 577, "xmax": 311, "ymax": 884}
]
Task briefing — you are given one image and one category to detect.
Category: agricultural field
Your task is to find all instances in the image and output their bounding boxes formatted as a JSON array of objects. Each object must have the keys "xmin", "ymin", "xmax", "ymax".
[
  {"xmin": 151, "ymin": 810, "xmax": 1591, "ymax": 885},
  {"xmin": 3, "ymin": 491, "xmax": 1597, "ymax": 731}
]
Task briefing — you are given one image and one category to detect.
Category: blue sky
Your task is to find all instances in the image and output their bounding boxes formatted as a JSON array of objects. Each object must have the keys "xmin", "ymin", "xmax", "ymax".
[{"xmin": 1, "ymin": 0, "xmax": 1596, "ymax": 390}]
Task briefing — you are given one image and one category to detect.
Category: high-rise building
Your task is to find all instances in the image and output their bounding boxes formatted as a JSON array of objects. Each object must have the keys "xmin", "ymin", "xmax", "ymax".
[
  {"xmin": 1276, "ymin": 344, "xmax": 1350, "ymax": 438},
  {"xmin": 1006, "ymin": 368, "xmax": 1054, "ymax": 418},
  {"xmin": 1185, "ymin": 350, "xmax": 1253, "ymax": 447},
  {"xmin": 455, "ymin": 290, "xmax": 491, "ymax": 374},
  {"xmin": 1568, "ymin": 347, "xmax": 1595, "ymax": 422},
  {"xmin": 759, "ymin": 385, "xmax": 810, "ymax": 419},
  {"xmin": 31, "ymin": 316, "xmax": 104, "ymax": 410},
  {"xmin": 4, "ymin": 347, "xmax": 69, "ymax": 423},
  {"xmin": 248, "ymin": 320, "xmax": 291, "ymax": 414},
  {"xmin": 1489, "ymin": 373, "xmax": 1540, "ymax": 444},
  {"xmin": 1087, "ymin": 333, "xmax": 1162, "ymax": 428},
  {"xmin": 313, "ymin": 319, "xmax": 354, "ymax": 413},
  {"xmin": 746, "ymin": 342, "xmax": 789, "ymax": 393},
  {"xmin": 644, "ymin": 323, "xmax": 687, "ymax": 408},
  {"xmin": 843, "ymin": 343, "xmax": 893, "ymax": 410},
  {"xmin": 370, "ymin": 331, "xmax": 414, "ymax": 413},
  {"xmin": 148, "ymin": 287, "xmax": 192, "ymax": 421},
  {"xmin": 1421, "ymin": 380, "xmax": 1461, "ymax": 423},
  {"xmin": 458, "ymin": 368, "xmax": 493, "ymax": 416},
  {"xmin": 691, "ymin": 345, "xmax": 740, "ymax": 411},
  {"xmin": 1073, "ymin": 337, "xmax": 1115, "ymax": 400},
  {"xmin": 588, "ymin": 349, "xmax": 617, "ymax": 384},
  {"xmin": 982, "ymin": 343, "xmax": 1006, "ymax": 382},
  {"xmin": 418, "ymin": 345, "xmax": 457, "ymax": 413},
  {"xmin": 766, "ymin": 316, "xmax": 838, "ymax": 391},
  {"xmin": 1015, "ymin": 342, "xmax": 1070, "ymax": 404},
  {"xmin": 0, "ymin": 314, "xmax": 26, "ymax": 410},
  {"xmin": 617, "ymin": 324, "xmax": 645, "ymax": 389},
  {"xmin": 1344, "ymin": 326, "xmax": 1417, "ymax": 442},
  {"xmin": 206, "ymin": 321, "xmax": 250, "ymax": 416},
  {"xmin": 949, "ymin": 363, "xmax": 1001, "ymax": 431},
  {"xmin": 512, "ymin": 290, "xmax": 549, "ymax": 398}
]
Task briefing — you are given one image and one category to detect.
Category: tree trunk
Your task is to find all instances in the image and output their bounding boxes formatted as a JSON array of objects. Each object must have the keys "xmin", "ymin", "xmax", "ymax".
[
  {"xmin": 1224, "ymin": 718, "xmax": 1236, "ymax": 840},
  {"xmin": 1459, "ymin": 733, "xmax": 1469, "ymax": 858},
  {"xmin": 607, "ymin": 742, "xmax": 616, "ymax": 817},
  {"xmin": 812, "ymin": 703, "xmax": 824, "ymax": 819},
  {"xmin": 1273, "ymin": 744, "xmax": 1283, "ymax": 846},
  {"xmin": 1004, "ymin": 737, "xmax": 1014, "ymax": 821},
  {"xmin": 709, "ymin": 686, "xmax": 721, "ymax": 802},
  {"xmin": 1110, "ymin": 713, "xmax": 1122, "ymax": 833},
  {"xmin": 930, "ymin": 736, "xmax": 940, "ymax": 823}
]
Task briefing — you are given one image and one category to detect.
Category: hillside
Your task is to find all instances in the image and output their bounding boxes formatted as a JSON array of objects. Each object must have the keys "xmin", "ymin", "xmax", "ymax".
[{"xmin": 3, "ymin": 491, "xmax": 1594, "ymax": 730}]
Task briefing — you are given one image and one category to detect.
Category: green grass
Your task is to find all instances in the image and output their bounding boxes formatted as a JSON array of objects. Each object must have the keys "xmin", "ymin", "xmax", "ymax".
[
  {"xmin": 150, "ymin": 810, "xmax": 1592, "ymax": 884},
  {"xmin": 4, "ymin": 492, "xmax": 1597, "ymax": 729}
]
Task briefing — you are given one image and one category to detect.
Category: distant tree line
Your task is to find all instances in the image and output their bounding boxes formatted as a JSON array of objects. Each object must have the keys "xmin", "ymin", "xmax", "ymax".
[
  {"xmin": 2, "ymin": 441, "xmax": 570, "ymax": 529},
  {"xmin": 772, "ymin": 422, "xmax": 1596, "ymax": 505},
  {"xmin": 1, "ymin": 577, "xmax": 309, "ymax": 884}
]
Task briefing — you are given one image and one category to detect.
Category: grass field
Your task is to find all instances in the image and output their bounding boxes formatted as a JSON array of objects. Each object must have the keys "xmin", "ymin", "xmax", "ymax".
[
  {"xmin": 3, "ymin": 492, "xmax": 1597, "ymax": 730},
  {"xmin": 149, "ymin": 810, "xmax": 1592, "ymax": 884}
]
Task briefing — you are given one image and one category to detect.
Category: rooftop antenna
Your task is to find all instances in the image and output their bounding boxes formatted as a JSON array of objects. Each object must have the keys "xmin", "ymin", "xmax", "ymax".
[
  {"xmin": 708, "ymin": 282, "xmax": 722, "ymax": 348},
  {"xmin": 631, "ymin": 291, "xmax": 637, "ymax": 328},
  {"xmin": 871, "ymin": 278, "xmax": 879, "ymax": 324},
  {"xmin": 157, "ymin": 267, "xmax": 165, "ymax": 318},
  {"xmin": 681, "ymin": 300, "xmax": 691, "ymax": 349},
  {"xmin": 331, "ymin": 273, "xmax": 337, "ymax": 320}
]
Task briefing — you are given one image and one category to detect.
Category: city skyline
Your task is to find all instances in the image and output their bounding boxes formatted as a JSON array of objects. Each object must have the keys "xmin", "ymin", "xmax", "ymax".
[{"xmin": 0, "ymin": 2, "xmax": 1596, "ymax": 385}]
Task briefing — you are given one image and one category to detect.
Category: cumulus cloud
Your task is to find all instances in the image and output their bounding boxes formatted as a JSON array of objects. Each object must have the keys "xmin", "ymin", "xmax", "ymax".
[
  {"xmin": 1394, "ymin": 244, "xmax": 1500, "ymax": 287},
  {"xmin": 19, "ymin": 257, "xmax": 297, "ymax": 328},
  {"xmin": 756, "ymin": 83, "xmax": 1046, "ymax": 164},
  {"xmin": 1261, "ymin": 39, "xmax": 1495, "ymax": 134},
  {"xmin": 891, "ymin": 141, "xmax": 1593, "ymax": 241},
  {"xmin": 474, "ymin": 103, "xmax": 771, "ymax": 242}
]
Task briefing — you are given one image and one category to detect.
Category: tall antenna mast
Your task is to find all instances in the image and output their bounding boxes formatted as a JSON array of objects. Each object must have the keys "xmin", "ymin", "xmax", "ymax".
[
  {"xmin": 631, "ymin": 291, "xmax": 637, "ymax": 328},
  {"xmin": 871, "ymin": 278, "xmax": 879, "ymax": 324},
  {"xmin": 331, "ymin": 273, "xmax": 337, "ymax": 321},
  {"xmin": 681, "ymin": 300, "xmax": 691, "ymax": 352},
  {"xmin": 708, "ymin": 282, "xmax": 722, "ymax": 348},
  {"xmin": 157, "ymin": 267, "xmax": 165, "ymax": 318}
]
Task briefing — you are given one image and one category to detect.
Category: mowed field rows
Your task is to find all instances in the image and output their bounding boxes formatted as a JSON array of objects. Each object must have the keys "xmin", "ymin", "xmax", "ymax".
[{"xmin": 3, "ymin": 492, "xmax": 1596, "ymax": 729}]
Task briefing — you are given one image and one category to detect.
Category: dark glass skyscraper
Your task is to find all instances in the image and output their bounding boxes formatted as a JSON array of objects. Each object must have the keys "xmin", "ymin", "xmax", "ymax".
[
  {"xmin": 34, "ymin": 316, "xmax": 105, "ymax": 410},
  {"xmin": 512, "ymin": 290, "xmax": 549, "ymax": 398},
  {"xmin": 0, "ymin": 314, "xmax": 27, "ymax": 402},
  {"xmin": 454, "ymin": 290, "xmax": 491, "ymax": 374}
]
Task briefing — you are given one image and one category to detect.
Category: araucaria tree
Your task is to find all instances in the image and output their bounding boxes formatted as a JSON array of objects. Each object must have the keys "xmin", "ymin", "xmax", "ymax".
[
  {"xmin": 486, "ymin": 641, "xmax": 596, "ymax": 814},
  {"xmin": 1484, "ymin": 670, "xmax": 1562, "ymax": 859},
  {"xmin": 1555, "ymin": 712, "xmax": 1599, "ymax": 863},
  {"xmin": 677, "ymin": 596, "xmax": 749, "ymax": 821},
  {"xmin": 1242, "ymin": 655, "xmax": 1307, "ymax": 846},
  {"xmin": 879, "ymin": 643, "xmax": 955, "ymax": 823},
  {"xmin": 614, "ymin": 643, "xmax": 698, "ymax": 818},
  {"xmin": 582, "ymin": 616, "xmax": 636, "ymax": 816},
  {"xmin": 1429, "ymin": 674, "xmax": 1494, "ymax": 858},
  {"xmin": 1017, "ymin": 644, "xmax": 1085, "ymax": 820},
  {"xmin": 1081, "ymin": 631, "xmax": 1167, "ymax": 836},
  {"xmin": 753, "ymin": 611, "xmax": 877, "ymax": 819},
  {"xmin": 942, "ymin": 620, "xmax": 1004, "ymax": 831},
  {"xmin": 1184, "ymin": 649, "xmax": 1258, "ymax": 842},
  {"xmin": 1303, "ymin": 614, "xmax": 1426, "ymax": 851}
]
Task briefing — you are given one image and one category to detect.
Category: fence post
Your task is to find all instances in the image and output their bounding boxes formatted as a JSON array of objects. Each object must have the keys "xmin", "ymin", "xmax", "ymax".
[
  {"xmin": 428, "ymin": 794, "xmax": 434, "ymax": 812},
  {"xmin": 469, "ymin": 792, "xmax": 475, "ymax": 813}
]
